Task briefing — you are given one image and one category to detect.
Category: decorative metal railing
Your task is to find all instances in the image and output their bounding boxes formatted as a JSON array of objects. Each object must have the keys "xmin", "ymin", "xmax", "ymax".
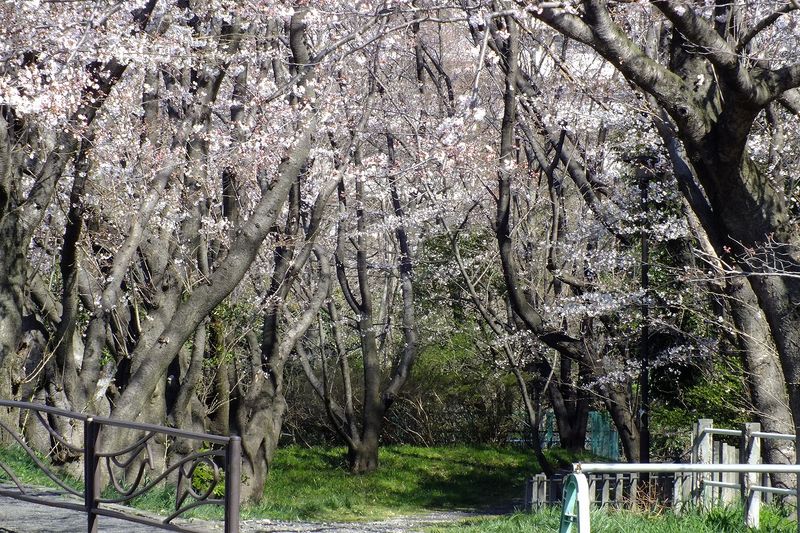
[{"xmin": 0, "ymin": 399, "xmax": 240, "ymax": 533}]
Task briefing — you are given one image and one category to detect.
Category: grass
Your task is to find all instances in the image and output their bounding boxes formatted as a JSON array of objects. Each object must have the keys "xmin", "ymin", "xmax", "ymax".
[
  {"xmin": 246, "ymin": 444, "xmax": 542, "ymax": 521},
  {"xmin": 428, "ymin": 506, "xmax": 798, "ymax": 532},
  {"xmin": 0, "ymin": 442, "xmax": 82, "ymax": 491}
]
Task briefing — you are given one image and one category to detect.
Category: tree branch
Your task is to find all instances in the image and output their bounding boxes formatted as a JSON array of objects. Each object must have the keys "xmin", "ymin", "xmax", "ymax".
[
  {"xmin": 562, "ymin": 0, "xmax": 705, "ymax": 136},
  {"xmin": 653, "ymin": 0, "xmax": 771, "ymax": 104}
]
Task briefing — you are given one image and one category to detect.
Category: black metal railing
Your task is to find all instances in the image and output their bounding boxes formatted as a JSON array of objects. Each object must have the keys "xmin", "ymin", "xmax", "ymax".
[{"xmin": 0, "ymin": 399, "xmax": 240, "ymax": 533}]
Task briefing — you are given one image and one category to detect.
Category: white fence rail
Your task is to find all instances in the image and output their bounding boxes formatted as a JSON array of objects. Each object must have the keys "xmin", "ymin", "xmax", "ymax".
[{"xmin": 554, "ymin": 419, "xmax": 800, "ymax": 532}]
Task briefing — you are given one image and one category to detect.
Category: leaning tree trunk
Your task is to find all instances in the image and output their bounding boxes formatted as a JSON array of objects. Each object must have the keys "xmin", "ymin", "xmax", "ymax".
[
  {"xmin": 686, "ymin": 208, "xmax": 799, "ymax": 494},
  {"xmin": 728, "ymin": 277, "xmax": 796, "ymax": 495},
  {"xmin": 604, "ymin": 384, "xmax": 641, "ymax": 463}
]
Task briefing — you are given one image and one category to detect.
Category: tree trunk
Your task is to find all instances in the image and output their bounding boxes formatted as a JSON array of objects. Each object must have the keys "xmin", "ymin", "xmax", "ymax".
[
  {"xmin": 728, "ymin": 277, "xmax": 797, "ymax": 494},
  {"xmin": 687, "ymin": 215, "xmax": 795, "ymax": 484},
  {"xmin": 353, "ymin": 314, "xmax": 383, "ymax": 475},
  {"xmin": 236, "ymin": 379, "xmax": 287, "ymax": 502},
  {"xmin": 0, "ymin": 114, "xmax": 30, "ymax": 406},
  {"xmin": 547, "ymin": 379, "xmax": 589, "ymax": 453},
  {"xmin": 605, "ymin": 385, "xmax": 640, "ymax": 462},
  {"xmin": 0, "ymin": 241, "xmax": 25, "ymax": 405},
  {"xmin": 348, "ymin": 430, "xmax": 380, "ymax": 474}
]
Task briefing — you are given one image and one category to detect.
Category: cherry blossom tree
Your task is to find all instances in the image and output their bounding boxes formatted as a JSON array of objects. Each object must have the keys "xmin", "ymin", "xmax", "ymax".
[
  {"xmin": 514, "ymin": 0, "xmax": 800, "ymax": 420},
  {"xmin": 3, "ymin": 0, "xmax": 798, "ymax": 498},
  {"xmin": 0, "ymin": 0, "xmax": 409, "ymax": 497}
]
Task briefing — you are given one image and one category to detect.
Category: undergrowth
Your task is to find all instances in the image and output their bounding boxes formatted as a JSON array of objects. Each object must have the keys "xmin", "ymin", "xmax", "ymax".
[{"xmin": 428, "ymin": 506, "xmax": 797, "ymax": 532}]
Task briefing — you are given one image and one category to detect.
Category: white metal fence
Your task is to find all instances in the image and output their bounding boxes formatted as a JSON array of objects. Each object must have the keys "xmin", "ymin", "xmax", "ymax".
[{"xmin": 553, "ymin": 418, "xmax": 800, "ymax": 532}]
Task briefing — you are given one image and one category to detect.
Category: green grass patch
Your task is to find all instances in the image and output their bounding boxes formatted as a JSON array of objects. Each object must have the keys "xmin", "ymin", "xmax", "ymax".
[
  {"xmin": 248, "ymin": 444, "xmax": 540, "ymax": 521},
  {"xmin": 0, "ymin": 443, "xmax": 542, "ymax": 521},
  {"xmin": 0, "ymin": 443, "xmax": 82, "ymax": 491},
  {"xmin": 428, "ymin": 506, "xmax": 797, "ymax": 532}
]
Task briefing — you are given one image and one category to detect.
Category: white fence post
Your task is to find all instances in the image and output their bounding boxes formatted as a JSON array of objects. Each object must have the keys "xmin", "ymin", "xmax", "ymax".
[
  {"xmin": 532, "ymin": 473, "xmax": 546, "ymax": 508},
  {"xmin": 740, "ymin": 422, "xmax": 761, "ymax": 529},
  {"xmin": 693, "ymin": 418, "xmax": 713, "ymax": 506},
  {"xmin": 614, "ymin": 473, "xmax": 624, "ymax": 507},
  {"xmin": 600, "ymin": 474, "xmax": 610, "ymax": 505},
  {"xmin": 722, "ymin": 443, "xmax": 737, "ymax": 505},
  {"xmin": 673, "ymin": 470, "xmax": 689, "ymax": 513}
]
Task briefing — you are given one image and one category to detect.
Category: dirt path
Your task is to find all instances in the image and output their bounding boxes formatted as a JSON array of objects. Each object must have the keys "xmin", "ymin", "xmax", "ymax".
[
  {"xmin": 0, "ymin": 493, "xmax": 507, "ymax": 532},
  {"xmin": 239, "ymin": 511, "xmax": 477, "ymax": 532}
]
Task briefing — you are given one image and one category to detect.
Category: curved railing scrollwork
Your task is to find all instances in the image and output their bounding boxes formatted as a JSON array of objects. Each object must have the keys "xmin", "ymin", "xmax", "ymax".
[
  {"xmin": 33, "ymin": 410, "xmax": 84, "ymax": 453},
  {"xmin": 0, "ymin": 399, "xmax": 241, "ymax": 533}
]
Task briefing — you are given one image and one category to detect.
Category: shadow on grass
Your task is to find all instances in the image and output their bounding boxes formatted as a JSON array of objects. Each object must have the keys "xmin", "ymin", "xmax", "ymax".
[
  {"xmin": 317, "ymin": 446, "xmax": 531, "ymax": 511},
  {"xmin": 249, "ymin": 444, "xmax": 549, "ymax": 520},
  {"xmin": 379, "ymin": 445, "xmax": 602, "ymax": 511}
]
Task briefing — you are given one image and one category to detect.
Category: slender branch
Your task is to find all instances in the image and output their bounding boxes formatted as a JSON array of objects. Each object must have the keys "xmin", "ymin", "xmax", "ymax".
[
  {"xmin": 295, "ymin": 341, "xmax": 355, "ymax": 449},
  {"xmin": 736, "ymin": 3, "xmax": 797, "ymax": 53},
  {"xmin": 382, "ymin": 133, "xmax": 418, "ymax": 405}
]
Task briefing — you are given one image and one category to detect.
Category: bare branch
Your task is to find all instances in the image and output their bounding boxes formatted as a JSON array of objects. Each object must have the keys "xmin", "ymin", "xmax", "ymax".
[{"xmin": 736, "ymin": 3, "xmax": 798, "ymax": 53}]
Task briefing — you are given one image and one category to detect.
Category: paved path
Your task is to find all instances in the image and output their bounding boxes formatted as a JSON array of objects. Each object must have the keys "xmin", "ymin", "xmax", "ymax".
[
  {"xmin": 0, "ymin": 492, "xmax": 500, "ymax": 532},
  {"xmin": 0, "ymin": 491, "xmax": 220, "ymax": 532}
]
